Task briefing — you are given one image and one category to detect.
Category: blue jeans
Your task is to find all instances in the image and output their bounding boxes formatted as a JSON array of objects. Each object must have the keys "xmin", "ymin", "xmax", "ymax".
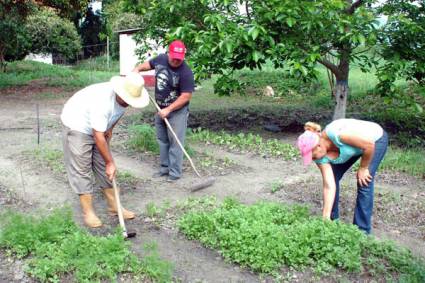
[
  {"xmin": 154, "ymin": 105, "xmax": 189, "ymax": 178},
  {"xmin": 330, "ymin": 131, "xmax": 388, "ymax": 234}
]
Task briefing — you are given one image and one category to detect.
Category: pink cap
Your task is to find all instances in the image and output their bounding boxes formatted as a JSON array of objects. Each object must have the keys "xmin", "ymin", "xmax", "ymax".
[
  {"xmin": 297, "ymin": 131, "xmax": 320, "ymax": 166},
  {"xmin": 169, "ymin": 40, "xmax": 186, "ymax": 60}
]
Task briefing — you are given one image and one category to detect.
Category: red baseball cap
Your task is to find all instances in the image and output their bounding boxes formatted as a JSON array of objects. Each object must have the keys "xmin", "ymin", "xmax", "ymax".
[{"xmin": 169, "ymin": 40, "xmax": 186, "ymax": 60}]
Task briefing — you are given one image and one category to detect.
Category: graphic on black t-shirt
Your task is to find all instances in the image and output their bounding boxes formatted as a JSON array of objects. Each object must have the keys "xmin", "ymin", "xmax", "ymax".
[
  {"xmin": 156, "ymin": 65, "xmax": 179, "ymax": 107},
  {"xmin": 149, "ymin": 54, "xmax": 195, "ymax": 109}
]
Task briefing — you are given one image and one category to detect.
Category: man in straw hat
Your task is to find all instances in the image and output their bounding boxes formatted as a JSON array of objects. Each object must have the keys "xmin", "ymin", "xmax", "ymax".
[
  {"xmin": 132, "ymin": 39, "xmax": 195, "ymax": 183},
  {"xmin": 61, "ymin": 73, "xmax": 149, "ymax": 228}
]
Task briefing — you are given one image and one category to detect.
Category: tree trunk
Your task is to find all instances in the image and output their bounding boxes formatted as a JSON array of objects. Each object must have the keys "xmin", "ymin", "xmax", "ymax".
[
  {"xmin": 333, "ymin": 48, "xmax": 350, "ymax": 120},
  {"xmin": 333, "ymin": 80, "xmax": 349, "ymax": 120},
  {"xmin": 0, "ymin": 46, "xmax": 6, "ymax": 73}
]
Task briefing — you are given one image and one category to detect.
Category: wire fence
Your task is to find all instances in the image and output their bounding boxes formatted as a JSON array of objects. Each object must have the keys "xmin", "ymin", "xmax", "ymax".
[{"xmin": 53, "ymin": 41, "xmax": 119, "ymax": 66}]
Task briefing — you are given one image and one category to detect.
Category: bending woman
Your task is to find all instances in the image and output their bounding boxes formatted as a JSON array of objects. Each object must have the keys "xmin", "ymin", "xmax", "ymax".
[{"xmin": 296, "ymin": 119, "xmax": 388, "ymax": 233}]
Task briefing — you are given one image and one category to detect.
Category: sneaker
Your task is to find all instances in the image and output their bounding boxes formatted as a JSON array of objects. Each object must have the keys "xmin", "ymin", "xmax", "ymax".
[
  {"xmin": 166, "ymin": 175, "xmax": 180, "ymax": 183},
  {"xmin": 152, "ymin": 171, "xmax": 168, "ymax": 178}
]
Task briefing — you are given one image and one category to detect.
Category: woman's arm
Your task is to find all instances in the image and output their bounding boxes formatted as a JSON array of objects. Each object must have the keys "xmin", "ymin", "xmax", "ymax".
[
  {"xmin": 339, "ymin": 134, "xmax": 374, "ymax": 186},
  {"xmin": 317, "ymin": 163, "xmax": 336, "ymax": 220}
]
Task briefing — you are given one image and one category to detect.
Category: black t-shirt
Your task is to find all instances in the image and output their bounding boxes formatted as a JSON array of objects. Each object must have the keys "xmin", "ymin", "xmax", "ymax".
[{"xmin": 149, "ymin": 54, "xmax": 195, "ymax": 108}]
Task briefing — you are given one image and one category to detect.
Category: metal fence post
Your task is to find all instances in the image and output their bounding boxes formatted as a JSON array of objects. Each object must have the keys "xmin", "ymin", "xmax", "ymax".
[{"xmin": 107, "ymin": 36, "xmax": 110, "ymax": 70}]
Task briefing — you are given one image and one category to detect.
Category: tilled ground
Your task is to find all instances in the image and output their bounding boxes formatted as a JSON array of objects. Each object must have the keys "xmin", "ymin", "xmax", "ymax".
[{"xmin": 1, "ymin": 86, "xmax": 424, "ymax": 282}]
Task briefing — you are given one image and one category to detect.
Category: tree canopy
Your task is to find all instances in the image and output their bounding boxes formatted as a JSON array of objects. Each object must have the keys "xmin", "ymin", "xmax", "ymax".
[
  {"xmin": 119, "ymin": 0, "xmax": 380, "ymax": 119},
  {"xmin": 0, "ymin": 0, "xmax": 88, "ymax": 70},
  {"xmin": 26, "ymin": 9, "xmax": 81, "ymax": 59},
  {"xmin": 377, "ymin": 0, "xmax": 425, "ymax": 91}
]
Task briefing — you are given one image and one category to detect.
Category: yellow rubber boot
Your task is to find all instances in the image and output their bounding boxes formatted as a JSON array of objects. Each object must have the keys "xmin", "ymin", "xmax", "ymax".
[
  {"xmin": 79, "ymin": 194, "xmax": 102, "ymax": 228},
  {"xmin": 103, "ymin": 188, "xmax": 136, "ymax": 220}
]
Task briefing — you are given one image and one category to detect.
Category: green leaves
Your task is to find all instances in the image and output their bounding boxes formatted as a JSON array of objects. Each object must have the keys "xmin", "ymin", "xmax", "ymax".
[
  {"xmin": 248, "ymin": 26, "xmax": 259, "ymax": 40},
  {"xmin": 178, "ymin": 199, "xmax": 425, "ymax": 280},
  {"xmin": 0, "ymin": 209, "xmax": 173, "ymax": 282},
  {"xmin": 286, "ymin": 17, "xmax": 296, "ymax": 27},
  {"xmin": 377, "ymin": 0, "xmax": 425, "ymax": 86},
  {"xmin": 189, "ymin": 128, "xmax": 299, "ymax": 160}
]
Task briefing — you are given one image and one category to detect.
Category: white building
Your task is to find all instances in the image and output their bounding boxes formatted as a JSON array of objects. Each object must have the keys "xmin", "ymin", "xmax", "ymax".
[
  {"xmin": 25, "ymin": 53, "xmax": 53, "ymax": 64},
  {"xmin": 116, "ymin": 28, "xmax": 165, "ymax": 87}
]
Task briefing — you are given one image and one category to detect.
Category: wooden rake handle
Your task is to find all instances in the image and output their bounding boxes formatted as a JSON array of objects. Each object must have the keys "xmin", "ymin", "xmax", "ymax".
[
  {"xmin": 112, "ymin": 178, "xmax": 128, "ymax": 237},
  {"xmin": 148, "ymin": 94, "xmax": 202, "ymax": 178}
]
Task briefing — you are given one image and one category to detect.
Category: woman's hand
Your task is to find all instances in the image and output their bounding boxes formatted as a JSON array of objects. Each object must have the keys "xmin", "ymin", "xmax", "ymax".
[{"xmin": 357, "ymin": 167, "xmax": 372, "ymax": 187}]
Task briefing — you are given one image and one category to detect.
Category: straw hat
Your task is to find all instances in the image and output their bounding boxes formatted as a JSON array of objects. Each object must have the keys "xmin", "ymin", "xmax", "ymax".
[{"xmin": 110, "ymin": 73, "xmax": 149, "ymax": 108}]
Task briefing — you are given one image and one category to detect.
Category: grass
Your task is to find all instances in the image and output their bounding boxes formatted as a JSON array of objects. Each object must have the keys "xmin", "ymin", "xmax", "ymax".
[
  {"xmin": 71, "ymin": 55, "xmax": 120, "ymax": 73},
  {"xmin": 0, "ymin": 208, "xmax": 173, "ymax": 283},
  {"xmin": 116, "ymin": 170, "xmax": 140, "ymax": 188},
  {"xmin": 381, "ymin": 147, "xmax": 425, "ymax": 178},
  {"xmin": 31, "ymin": 146, "xmax": 65, "ymax": 175},
  {"xmin": 269, "ymin": 179, "xmax": 285, "ymax": 193},
  {"xmin": 127, "ymin": 124, "xmax": 160, "ymax": 154},
  {"xmin": 127, "ymin": 124, "xmax": 195, "ymax": 156},
  {"xmin": 0, "ymin": 60, "xmax": 117, "ymax": 90},
  {"xmin": 178, "ymin": 198, "xmax": 425, "ymax": 280}
]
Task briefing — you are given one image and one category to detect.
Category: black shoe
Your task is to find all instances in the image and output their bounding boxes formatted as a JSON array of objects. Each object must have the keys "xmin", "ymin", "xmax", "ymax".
[
  {"xmin": 152, "ymin": 172, "xmax": 168, "ymax": 178},
  {"xmin": 166, "ymin": 175, "xmax": 180, "ymax": 183}
]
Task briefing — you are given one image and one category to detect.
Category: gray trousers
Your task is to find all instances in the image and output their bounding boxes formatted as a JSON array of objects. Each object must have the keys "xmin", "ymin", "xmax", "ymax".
[
  {"xmin": 154, "ymin": 105, "xmax": 189, "ymax": 178},
  {"xmin": 62, "ymin": 126, "xmax": 112, "ymax": 194}
]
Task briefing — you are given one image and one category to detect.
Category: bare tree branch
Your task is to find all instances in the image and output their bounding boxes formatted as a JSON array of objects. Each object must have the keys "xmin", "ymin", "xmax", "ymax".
[{"xmin": 318, "ymin": 58, "xmax": 342, "ymax": 78}]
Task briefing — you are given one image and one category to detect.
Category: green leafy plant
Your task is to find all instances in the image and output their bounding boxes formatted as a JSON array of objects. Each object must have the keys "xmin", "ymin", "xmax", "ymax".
[
  {"xmin": 0, "ymin": 208, "xmax": 173, "ymax": 283},
  {"xmin": 189, "ymin": 128, "xmax": 298, "ymax": 160},
  {"xmin": 178, "ymin": 198, "xmax": 425, "ymax": 280},
  {"xmin": 269, "ymin": 179, "xmax": 284, "ymax": 193}
]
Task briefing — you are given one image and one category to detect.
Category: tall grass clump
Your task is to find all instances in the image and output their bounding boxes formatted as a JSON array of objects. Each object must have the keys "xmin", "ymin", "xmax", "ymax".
[
  {"xmin": 0, "ymin": 208, "xmax": 173, "ymax": 283},
  {"xmin": 178, "ymin": 198, "xmax": 425, "ymax": 280},
  {"xmin": 128, "ymin": 124, "xmax": 160, "ymax": 154}
]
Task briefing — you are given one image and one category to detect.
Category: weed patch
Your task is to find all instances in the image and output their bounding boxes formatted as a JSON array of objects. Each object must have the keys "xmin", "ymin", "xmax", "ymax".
[
  {"xmin": 178, "ymin": 198, "xmax": 425, "ymax": 280},
  {"xmin": 116, "ymin": 170, "xmax": 141, "ymax": 189},
  {"xmin": 0, "ymin": 208, "xmax": 173, "ymax": 283},
  {"xmin": 269, "ymin": 179, "xmax": 285, "ymax": 193},
  {"xmin": 128, "ymin": 124, "xmax": 194, "ymax": 156},
  {"xmin": 30, "ymin": 146, "xmax": 65, "ymax": 175},
  {"xmin": 189, "ymin": 128, "xmax": 298, "ymax": 159},
  {"xmin": 128, "ymin": 124, "xmax": 160, "ymax": 154}
]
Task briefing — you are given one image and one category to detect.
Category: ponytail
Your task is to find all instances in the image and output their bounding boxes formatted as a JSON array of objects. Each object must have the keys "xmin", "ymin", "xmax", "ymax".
[{"xmin": 304, "ymin": 121, "xmax": 321, "ymax": 133}]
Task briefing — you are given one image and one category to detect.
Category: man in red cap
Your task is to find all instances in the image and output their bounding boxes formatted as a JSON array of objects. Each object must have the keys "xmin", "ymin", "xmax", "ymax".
[{"xmin": 133, "ymin": 40, "xmax": 195, "ymax": 182}]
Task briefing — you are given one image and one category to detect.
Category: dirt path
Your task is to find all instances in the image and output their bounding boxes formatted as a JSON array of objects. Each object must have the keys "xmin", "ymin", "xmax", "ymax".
[{"xmin": 1, "ymin": 89, "xmax": 424, "ymax": 282}]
